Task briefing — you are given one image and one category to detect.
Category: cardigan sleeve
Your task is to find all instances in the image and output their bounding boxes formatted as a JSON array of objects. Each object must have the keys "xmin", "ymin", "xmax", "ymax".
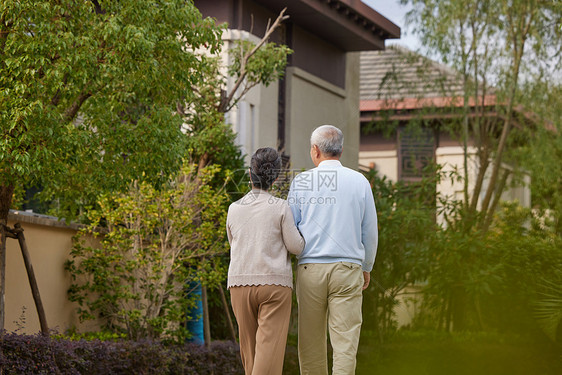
[
  {"xmin": 226, "ymin": 205, "xmax": 233, "ymax": 244},
  {"xmin": 281, "ymin": 202, "xmax": 305, "ymax": 256}
]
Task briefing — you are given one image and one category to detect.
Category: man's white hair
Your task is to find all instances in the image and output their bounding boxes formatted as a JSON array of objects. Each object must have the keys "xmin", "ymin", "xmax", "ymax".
[{"xmin": 310, "ymin": 125, "xmax": 344, "ymax": 157}]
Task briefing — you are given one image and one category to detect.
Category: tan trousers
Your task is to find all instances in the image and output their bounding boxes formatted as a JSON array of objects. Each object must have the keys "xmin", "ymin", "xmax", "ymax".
[
  {"xmin": 296, "ymin": 262, "xmax": 364, "ymax": 375},
  {"xmin": 230, "ymin": 285, "xmax": 292, "ymax": 375}
]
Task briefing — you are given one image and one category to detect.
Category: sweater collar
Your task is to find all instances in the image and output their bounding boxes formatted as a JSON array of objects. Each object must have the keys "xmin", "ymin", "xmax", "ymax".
[
  {"xmin": 249, "ymin": 188, "xmax": 271, "ymax": 198},
  {"xmin": 318, "ymin": 160, "xmax": 342, "ymax": 168}
]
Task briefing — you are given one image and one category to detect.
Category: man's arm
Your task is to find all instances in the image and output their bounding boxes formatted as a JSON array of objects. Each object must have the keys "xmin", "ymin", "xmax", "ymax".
[
  {"xmin": 362, "ymin": 272, "xmax": 370, "ymax": 290},
  {"xmin": 361, "ymin": 180, "xmax": 378, "ymax": 273}
]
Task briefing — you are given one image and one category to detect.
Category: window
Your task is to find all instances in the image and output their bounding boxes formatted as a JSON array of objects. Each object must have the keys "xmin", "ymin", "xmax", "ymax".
[{"xmin": 398, "ymin": 126, "xmax": 436, "ymax": 181}]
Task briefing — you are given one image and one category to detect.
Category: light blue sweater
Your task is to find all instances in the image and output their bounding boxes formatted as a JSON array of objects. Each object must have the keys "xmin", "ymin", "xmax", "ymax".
[{"xmin": 288, "ymin": 160, "xmax": 378, "ymax": 272}]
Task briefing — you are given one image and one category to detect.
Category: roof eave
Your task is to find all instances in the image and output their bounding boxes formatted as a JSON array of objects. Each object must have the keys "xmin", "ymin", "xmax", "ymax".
[{"xmin": 254, "ymin": 0, "xmax": 401, "ymax": 51}]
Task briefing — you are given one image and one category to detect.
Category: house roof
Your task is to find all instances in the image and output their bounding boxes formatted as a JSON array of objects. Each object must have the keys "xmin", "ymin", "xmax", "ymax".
[
  {"xmin": 359, "ymin": 46, "xmax": 547, "ymax": 130},
  {"xmin": 253, "ymin": 0, "xmax": 401, "ymax": 51},
  {"xmin": 360, "ymin": 45, "xmax": 465, "ymax": 102},
  {"xmin": 359, "ymin": 45, "xmax": 507, "ymax": 123}
]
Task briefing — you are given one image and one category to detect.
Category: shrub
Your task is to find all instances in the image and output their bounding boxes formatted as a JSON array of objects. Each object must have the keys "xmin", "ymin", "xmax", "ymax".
[
  {"xmin": 0, "ymin": 332, "xmax": 243, "ymax": 374},
  {"xmin": 361, "ymin": 169, "xmax": 437, "ymax": 341},
  {"xmin": 66, "ymin": 163, "xmax": 230, "ymax": 342},
  {"xmin": 416, "ymin": 202, "xmax": 562, "ymax": 334}
]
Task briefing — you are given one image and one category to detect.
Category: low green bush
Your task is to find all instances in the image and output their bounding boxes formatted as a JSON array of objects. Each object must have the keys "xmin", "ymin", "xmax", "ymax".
[{"xmin": 0, "ymin": 332, "xmax": 243, "ymax": 374}]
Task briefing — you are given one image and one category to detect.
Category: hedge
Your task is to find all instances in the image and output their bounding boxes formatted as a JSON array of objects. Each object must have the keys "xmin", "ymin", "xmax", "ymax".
[{"xmin": 0, "ymin": 332, "xmax": 243, "ymax": 374}]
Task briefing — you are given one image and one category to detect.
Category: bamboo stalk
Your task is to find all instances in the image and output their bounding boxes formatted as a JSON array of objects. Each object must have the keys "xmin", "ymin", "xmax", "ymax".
[{"xmin": 13, "ymin": 223, "xmax": 49, "ymax": 335}]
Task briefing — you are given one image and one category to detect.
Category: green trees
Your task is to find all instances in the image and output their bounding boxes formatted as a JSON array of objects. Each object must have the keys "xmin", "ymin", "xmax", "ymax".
[
  {"xmin": 388, "ymin": 0, "xmax": 562, "ymax": 333},
  {"xmin": 518, "ymin": 82, "xmax": 562, "ymax": 342},
  {"xmin": 1, "ymin": 0, "xmax": 223, "ymax": 215},
  {"xmin": 362, "ymin": 169, "xmax": 437, "ymax": 341},
  {"xmin": 403, "ymin": 0, "xmax": 561, "ymax": 230},
  {"xmin": 1, "ymin": 0, "xmax": 292, "ymax": 336},
  {"xmin": 363, "ymin": 167, "xmax": 562, "ymax": 340}
]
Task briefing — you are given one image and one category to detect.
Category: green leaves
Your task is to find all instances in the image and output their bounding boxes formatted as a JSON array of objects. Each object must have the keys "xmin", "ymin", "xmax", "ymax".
[
  {"xmin": 229, "ymin": 40, "xmax": 292, "ymax": 86},
  {"xmin": 361, "ymin": 169, "xmax": 438, "ymax": 340},
  {"xmin": 534, "ymin": 277, "xmax": 562, "ymax": 342},
  {"xmin": 1, "ymin": 0, "xmax": 224, "ymax": 217},
  {"xmin": 66, "ymin": 163, "xmax": 229, "ymax": 341}
]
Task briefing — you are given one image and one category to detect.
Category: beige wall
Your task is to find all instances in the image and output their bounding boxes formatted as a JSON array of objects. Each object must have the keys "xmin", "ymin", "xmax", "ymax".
[
  {"xmin": 222, "ymin": 29, "xmax": 280, "ymax": 164},
  {"xmin": 362, "ymin": 145, "xmax": 531, "ymax": 222},
  {"xmin": 4, "ymin": 212, "xmax": 98, "ymax": 334},
  {"xmin": 359, "ymin": 150, "xmax": 399, "ymax": 181},
  {"xmin": 286, "ymin": 52, "xmax": 360, "ymax": 170},
  {"xmin": 222, "ymin": 30, "xmax": 361, "ymax": 171},
  {"xmin": 436, "ymin": 146, "xmax": 531, "ymax": 210},
  {"xmin": 230, "ymin": 82, "xmax": 280, "ymax": 163}
]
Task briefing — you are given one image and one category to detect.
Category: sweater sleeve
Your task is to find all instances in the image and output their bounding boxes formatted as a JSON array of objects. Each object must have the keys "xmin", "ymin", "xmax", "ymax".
[
  {"xmin": 281, "ymin": 202, "xmax": 305, "ymax": 256},
  {"xmin": 361, "ymin": 180, "xmax": 378, "ymax": 272},
  {"xmin": 287, "ymin": 179, "xmax": 301, "ymax": 225},
  {"xmin": 226, "ymin": 206, "xmax": 233, "ymax": 244}
]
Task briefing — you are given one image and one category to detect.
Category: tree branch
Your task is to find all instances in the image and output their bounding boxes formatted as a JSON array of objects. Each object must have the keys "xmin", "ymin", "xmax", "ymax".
[
  {"xmin": 63, "ymin": 89, "xmax": 92, "ymax": 122},
  {"xmin": 218, "ymin": 8, "xmax": 289, "ymax": 112}
]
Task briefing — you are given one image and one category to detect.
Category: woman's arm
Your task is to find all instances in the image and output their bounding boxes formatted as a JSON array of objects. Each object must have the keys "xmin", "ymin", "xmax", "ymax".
[
  {"xmin": 226, "ymin": 208, "xmax": 233, "ymax": 244},
  {"xmin": 281, "ymin": 203, "xmax": 305, "ymax": 255}
]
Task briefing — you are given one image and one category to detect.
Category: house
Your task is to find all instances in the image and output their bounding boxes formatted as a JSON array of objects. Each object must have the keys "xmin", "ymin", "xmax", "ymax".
[
  {"xmin": 194, "ymin": 0, "xmax": 400, "ymax": 169},
  {"xmin": 359, "ymin": 45, "xmax": 531, "ymax": 209}
]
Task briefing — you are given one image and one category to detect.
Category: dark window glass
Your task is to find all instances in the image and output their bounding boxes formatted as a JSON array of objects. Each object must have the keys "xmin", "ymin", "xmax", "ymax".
[{"xmin": 398, "ymin": 126, "xmax": 436, "ymax": 181}]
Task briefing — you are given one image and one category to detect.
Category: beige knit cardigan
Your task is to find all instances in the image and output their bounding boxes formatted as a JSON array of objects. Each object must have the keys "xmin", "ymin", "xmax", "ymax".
[{"xmin": 226, "ymin": 189, "xmax": 304, "ymax": 289}]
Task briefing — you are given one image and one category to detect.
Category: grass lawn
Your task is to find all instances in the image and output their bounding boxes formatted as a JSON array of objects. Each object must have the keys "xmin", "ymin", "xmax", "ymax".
[
  {"xmin": 356, "ymin": 331, "xmax": 562, "ymax": 375},
  {"xmin": 284, "ymin": 331, "xmax": 562, "ymax": 374}
]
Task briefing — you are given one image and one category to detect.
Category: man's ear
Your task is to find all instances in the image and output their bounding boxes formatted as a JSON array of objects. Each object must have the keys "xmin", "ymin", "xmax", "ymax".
[{"xmin": 312, "ymin": 144, "xmax": 320, "ymax": 158}]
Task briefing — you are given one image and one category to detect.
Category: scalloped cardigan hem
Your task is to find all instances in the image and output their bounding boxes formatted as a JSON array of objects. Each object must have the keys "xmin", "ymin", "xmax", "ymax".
[{"xmin": 227, "ymin": 274, "xmax": 293, "ymax": 289}]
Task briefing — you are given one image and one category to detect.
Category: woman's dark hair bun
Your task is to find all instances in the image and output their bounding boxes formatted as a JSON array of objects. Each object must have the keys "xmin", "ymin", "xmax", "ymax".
[{"xmin": 250, "ymin": 147, "xmax": 282, "ymax": 190}]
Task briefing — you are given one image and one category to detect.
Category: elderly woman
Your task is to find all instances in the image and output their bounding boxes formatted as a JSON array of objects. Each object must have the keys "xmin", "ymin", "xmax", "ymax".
[{"xmin": 226, "ymin": 147, "xmax": 304, "ymax": 375}]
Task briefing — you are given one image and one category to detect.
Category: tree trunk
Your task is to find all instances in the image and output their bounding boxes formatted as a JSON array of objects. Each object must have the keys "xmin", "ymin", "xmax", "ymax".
[
  {"xmin": 482, "ymin": 168, "xmax": 511, "ymax": 231},
  {"xmin": 451, "ymin": 287, "xmax": 467, "ymax": 331},
  {"xmin": 218, "ymin": 284, "xmax": 237, "ymax": 342},
  {"xmin": 0, "ymin": 185, "xmax": 15, "ymax": 333},
  {"xmin": 478, "ymin": 9, "xmax": 530, "ymax": 229}
]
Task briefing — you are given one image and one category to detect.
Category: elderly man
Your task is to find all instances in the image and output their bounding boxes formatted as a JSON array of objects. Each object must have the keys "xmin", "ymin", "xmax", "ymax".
[{"xmin": 288, "ymin": 125, "xmax": 378, "ymax": 375}]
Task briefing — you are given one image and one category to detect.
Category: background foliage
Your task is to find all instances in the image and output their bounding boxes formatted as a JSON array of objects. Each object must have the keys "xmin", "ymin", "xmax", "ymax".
[
  {"xmin": 361, "ymin": 0, "xmax": 562, "ymax": 338},
  {"xmin": 66, "ymin": 164, "xmax": 230, "ymax": 342},
  {"xmin": 1, "ymin": 0, "xmax": 224, "ymax": 218},
  {"xmin": 362, "ymin": 169, "xmax": 436, "ymax": 341}
]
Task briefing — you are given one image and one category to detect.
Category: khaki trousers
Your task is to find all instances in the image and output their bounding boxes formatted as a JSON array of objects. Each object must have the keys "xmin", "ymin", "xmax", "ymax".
[
  {"xmin": 230, "ymin": 285, "xmax": 292, "ymax": 375},
  {"xmin": 296, "ymin": 262, "xmax": 364, "ymax": 375}
]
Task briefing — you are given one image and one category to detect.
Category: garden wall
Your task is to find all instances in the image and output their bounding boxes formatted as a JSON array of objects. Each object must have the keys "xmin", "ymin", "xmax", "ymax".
[{"xmin": 4, "ymin": 210, "xmax": 100, "ymax": 334}]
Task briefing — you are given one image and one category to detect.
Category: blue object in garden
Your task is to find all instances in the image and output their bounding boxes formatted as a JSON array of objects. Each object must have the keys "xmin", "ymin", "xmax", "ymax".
[{"xmin": 186, "ymin": 281, "xmax": 204, "ymax": 345}]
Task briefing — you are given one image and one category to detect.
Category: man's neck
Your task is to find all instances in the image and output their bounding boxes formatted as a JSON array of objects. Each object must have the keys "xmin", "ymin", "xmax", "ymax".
[{"xmin": 315, "ymin": 157, "xmax": 340, "ymax": 167}]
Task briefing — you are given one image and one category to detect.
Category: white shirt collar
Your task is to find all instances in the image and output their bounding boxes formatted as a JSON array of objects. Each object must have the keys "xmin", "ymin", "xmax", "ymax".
[{"xmin": 318, "ymin": 160, "xmax": 342, "ymax": 168}]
